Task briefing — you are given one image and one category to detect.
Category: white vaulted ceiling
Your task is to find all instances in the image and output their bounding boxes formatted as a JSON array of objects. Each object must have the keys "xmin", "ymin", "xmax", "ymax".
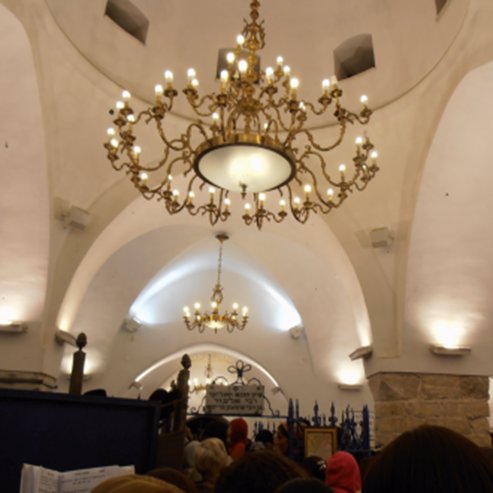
[{"xmin": 2, "ymin": 0, "xmax": 493, "ymax": 418}]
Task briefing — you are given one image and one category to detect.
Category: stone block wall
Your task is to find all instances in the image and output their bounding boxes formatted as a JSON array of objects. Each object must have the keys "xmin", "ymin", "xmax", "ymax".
[{"xmin": 368, "ymin": 372, "xmax": 490, "ymax": 447}]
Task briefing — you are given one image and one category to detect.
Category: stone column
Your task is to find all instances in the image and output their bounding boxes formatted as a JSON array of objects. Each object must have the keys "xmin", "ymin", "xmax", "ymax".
[{"xmin": 368, "ymin": 372, "xmax": 490, "ymax": 447}]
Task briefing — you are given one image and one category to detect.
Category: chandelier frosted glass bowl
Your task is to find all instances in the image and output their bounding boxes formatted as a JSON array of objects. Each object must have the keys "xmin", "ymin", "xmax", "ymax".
[{"xmin": 104, "ymin": 0, "xmax": 378, "ymax": 229}]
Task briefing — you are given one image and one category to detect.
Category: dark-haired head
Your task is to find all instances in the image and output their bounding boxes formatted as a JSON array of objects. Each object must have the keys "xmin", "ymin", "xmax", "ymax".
[
  {"xmin": 215, "ymin": 449, "xmax": 304, "ymax": 493},
  {"xmin": 363, "ymin": 424, "xmax": 493, "ymax": 493},
  {"xmin": 275, "ymin": 478, "xmax": 333, "ymax": 493},
  {"xmin": 146, "ymin": 467, "xmax": 198, "ymax": 493},
  {"xmin": 300, "ymin": 456, "xmax": 326, "ymax": 481}
]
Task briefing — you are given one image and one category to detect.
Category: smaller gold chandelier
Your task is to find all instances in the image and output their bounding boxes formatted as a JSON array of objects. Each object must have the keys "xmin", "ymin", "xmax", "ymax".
[
  {"xmin": 188, "ymin": 354, "xmax": 214, "ymax": 393},
  {"xmin": 183, "ymin": 233, "xmax": 248, "ymax": 333}
]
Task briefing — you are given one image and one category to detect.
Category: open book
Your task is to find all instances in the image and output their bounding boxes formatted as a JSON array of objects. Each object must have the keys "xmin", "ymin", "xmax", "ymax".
[{"xmin": 19, "ymin": 463, "xmax": 135, "ymax": 493}]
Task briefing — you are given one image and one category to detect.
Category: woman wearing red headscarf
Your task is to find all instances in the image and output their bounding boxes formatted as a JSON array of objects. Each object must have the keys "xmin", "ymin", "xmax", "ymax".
[
  {"xmin": 325, "ymin": 451, "xmax": 361, "ymax": 493},
  {"xmin": 227, "ymin": 417, "xmax": 249, "ymax": 461}
]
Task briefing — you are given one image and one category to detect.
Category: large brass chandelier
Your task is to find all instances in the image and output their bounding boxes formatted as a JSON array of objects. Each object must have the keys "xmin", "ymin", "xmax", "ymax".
[
  {"xmin": 183, "ymin": 234, "xmax": 248, "ymax": 334},
  {"xmin": 104, "ymin": 0, "xmax": 378, "ymax": 229}
]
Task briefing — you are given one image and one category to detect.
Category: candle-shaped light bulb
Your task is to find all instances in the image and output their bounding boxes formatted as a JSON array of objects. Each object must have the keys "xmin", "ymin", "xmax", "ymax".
[
  {"xmin": 242, "ymin": 306, "xmax": 249, "ymax": 316},
  {"xmin": 304, "ymin": 184, "xmax": 312, "ymax": 195},
  {"xmin": 370, "ymin": 150, "xmax": 379, "ymax": 161},
  {"xmin": 220, "ymin": 69, "xmax": 229, "ymax": 84},
  {"xmin": 110, "ymin": 138, "xmax": 119, "ymax": 148},
  {"xmin": 224, "ymin": 197, "xmax": 231, "ymax": 209},
  {"xmin": 232, "ymin": 302, "xmax": 239, "ymax": 311},
  {"xmin": 322, "ymin": 78, "xmax": 330, "ymax": 94},
  {"xmin": 276, "ymin": 56, "xmax": 284, "ymax": 66},
  {"xmin": 289, "ymin": 77, "xmax": 299, "ymax": 98},
  {"xmin": 154, "ymin": 84, "xmax": 164, "ymax": 97},
  {"xmin": 194, "ymin": 302, "xmax": 201, "ymax": 310},
  {"xmin": 107, "ymin": 127, "xmax": 116, "ymax": 137},
  {"xmin": 327, "ymin": 188, "xmax": 334, "ymax": 200},
  {"xmin": 279, "ymin": 198, "xmax": 286, "ymax": 210},
  {"xmin": 238, "ymin": 59, "xmax": 248, "ymax": 74},
  {"xmin": 187, "ymin": 68, "xmax": 196, "ymax": 81},
  {"xmin": 330, "ymin": 75, "xmax": 338, "ymax": 87},
  {"xmin": 167, "ymin": 174, "xmax": 173, "ymax": 182},
  {"xmin": 132, "ymin": 145, "xmax": 141, "ymax": 158},
  {"xmin": 244, "ymin": 203, "xmax": 251, "ymax": 211},
  {"xmin": 183, "ymin": 306, "xmax": 190, "ymax": 314},
  {"xmin": 226, "ymin": 52, "xmax": 235, "ymax": 64},
  {"xmin": 265, "ymin": 66, "xmax": 274, "ymax": 84},
  {"xmin": 211, "ymin": 301, "xmax": 218, "ymax": 309},
  {"xmin": 212, "ymin": 112, "xmax": 220, "ymax": 123},
  {"xmin": 283, "ymin": 65, "xmax": 291, "ymax": 76},
  {"xmin": 191, "ymin": 78, "xmax": 199, "ymax": 89},
  {"xmin": 355, "ymin": 136, "xmax": 364, "ymax": 146},
  {"xmin": 188, "ymin": 191, "xmax": 195, "ymax": 201},
  {"xmin": 209, "ymin": 187, "xmax": 215, "ymax": 195},
  {"xmin": 339, "ymin": 163, "xmax": 346, "ymax": 179},
  {"xmin": 360, "ymin": 94, "xmax": 369, "ymax": 106},
  {"xmin": 293, "ymin": 196, "xmax": 301, "ymax": 208},
  {"xmin": 298, "ymin": 101, "xmax": 306, "ymax": 111},
  {"xmin": 258, "ymin": 193, "xmax": 267, "ymax": 209},
  {"xmin": 122, "ymin": 90, "xmax": 131, "ymax": 101},
  {"xmin": 172, "ymin": 189, "xmax": 180, "ymax": 197},
  {"xmin": 139, "ymin": 171, "xmax": 148, "ymax": 182},
  {"xmin": 164, "ymin": 70, "xmax": 174, "ymax": 85},
  {"xmin": 127, "ymin": 113, "xmax": 136, "ymax": 123},
  {"xmin": 116, "ymin": 100, "xmax": 125, "ymax": 110},
  {"xmin": 236, "ymin": 34, "xmax": 245, "ymax": 46}
]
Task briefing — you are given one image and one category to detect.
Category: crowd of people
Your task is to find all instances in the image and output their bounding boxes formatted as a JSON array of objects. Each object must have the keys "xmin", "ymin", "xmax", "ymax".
[{"xmin": 91, "ymin": 420, "xmax": 493, "ymax": 493}]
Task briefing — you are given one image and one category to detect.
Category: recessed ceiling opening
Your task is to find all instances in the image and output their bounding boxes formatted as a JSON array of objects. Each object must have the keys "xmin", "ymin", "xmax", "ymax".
[
  {"xmin": 435, "ymin": 0, "xmax": 449, "ymax": 16},
  {"xmin": 334, "ymin": 34, "xmax": 375, "ymax": 81},
  {"xmin": 105, "ymin": 0, "xmax": 149, "ymax": 44}
]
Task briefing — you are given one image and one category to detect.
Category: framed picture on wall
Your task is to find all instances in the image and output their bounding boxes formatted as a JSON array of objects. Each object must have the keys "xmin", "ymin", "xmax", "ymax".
[{"xmin": 304, "ymin": 427, "xmax": 338, "ymax": 459}]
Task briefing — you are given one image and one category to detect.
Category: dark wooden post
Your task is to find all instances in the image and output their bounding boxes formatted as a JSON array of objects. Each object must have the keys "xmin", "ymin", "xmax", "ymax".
[{"xmin": 69, "ymin": 332, "xmax": 87, "ymax": 395}]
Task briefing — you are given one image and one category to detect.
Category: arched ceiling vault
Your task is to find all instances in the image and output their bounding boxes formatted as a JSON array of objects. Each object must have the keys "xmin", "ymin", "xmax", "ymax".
[{"xmin": 3, "ymin": 0, "xmax": 493, "ymax": 415}]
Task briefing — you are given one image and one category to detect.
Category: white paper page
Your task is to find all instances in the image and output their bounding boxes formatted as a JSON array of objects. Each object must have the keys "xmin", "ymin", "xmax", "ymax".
[
  {"xmin": 36, "ymin": 467, "xmax": 59, "ymax": 493},
  {"xmin": 19, "ymin": 463, "xmax": 36, "ymax": 493}
]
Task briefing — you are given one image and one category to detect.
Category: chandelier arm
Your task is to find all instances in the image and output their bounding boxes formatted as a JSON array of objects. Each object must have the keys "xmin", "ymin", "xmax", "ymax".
[
  {"xmin": 266, "ymin": 93, "xmax": 291, "ymax": 112},
  {"xmin": 287, "ymin": 186, "xmax": 311, "ymax": 224},
  {"xmin": 225, "ymin": 107, "xmax": 243, "ymax": 136},
  {"xmin": 296, "ymin": 167, "xmax": 336, "ymax": 214},
  {"xmin": 191, "ymin": 194, "xmax": 230, "ymax": 225},
  {"xmin": 300, "ymin": 122, "xmax": 347, "ymax": 153},
  {"xmin": 260, "ymin": 110, "xmax": 281, "ymax": 137},
  {"xmin": 302, "ymin": 100, "xmax": 332, "ymax": 117},
  {"xmin": 185, "ymin": 93, "xmax": 220, "ymax": 117},
  {"xmin": 154, "ymin": 122, "xmax": 193, "ymax": 152},
  {"xmin": 283, "ymin": 112, "xmax": 309, "ymax": 148},
  {"xmin": 164, "ymin": 155, "xmax": 193, "ymax": 182},
  {"xmin": 343, "ymin": 109, "xmax": 372, "ymax": 126},
  {"xmin": 164, "ymin": 195, "xmax": 191, "ymax": 215},
  {"xmin": 300, "ymin": 148, "xmax": 353, "ymax": 192},
  {"xmin": 263, "ymin": 104, "xmax": 291, "ymax": 134}
]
